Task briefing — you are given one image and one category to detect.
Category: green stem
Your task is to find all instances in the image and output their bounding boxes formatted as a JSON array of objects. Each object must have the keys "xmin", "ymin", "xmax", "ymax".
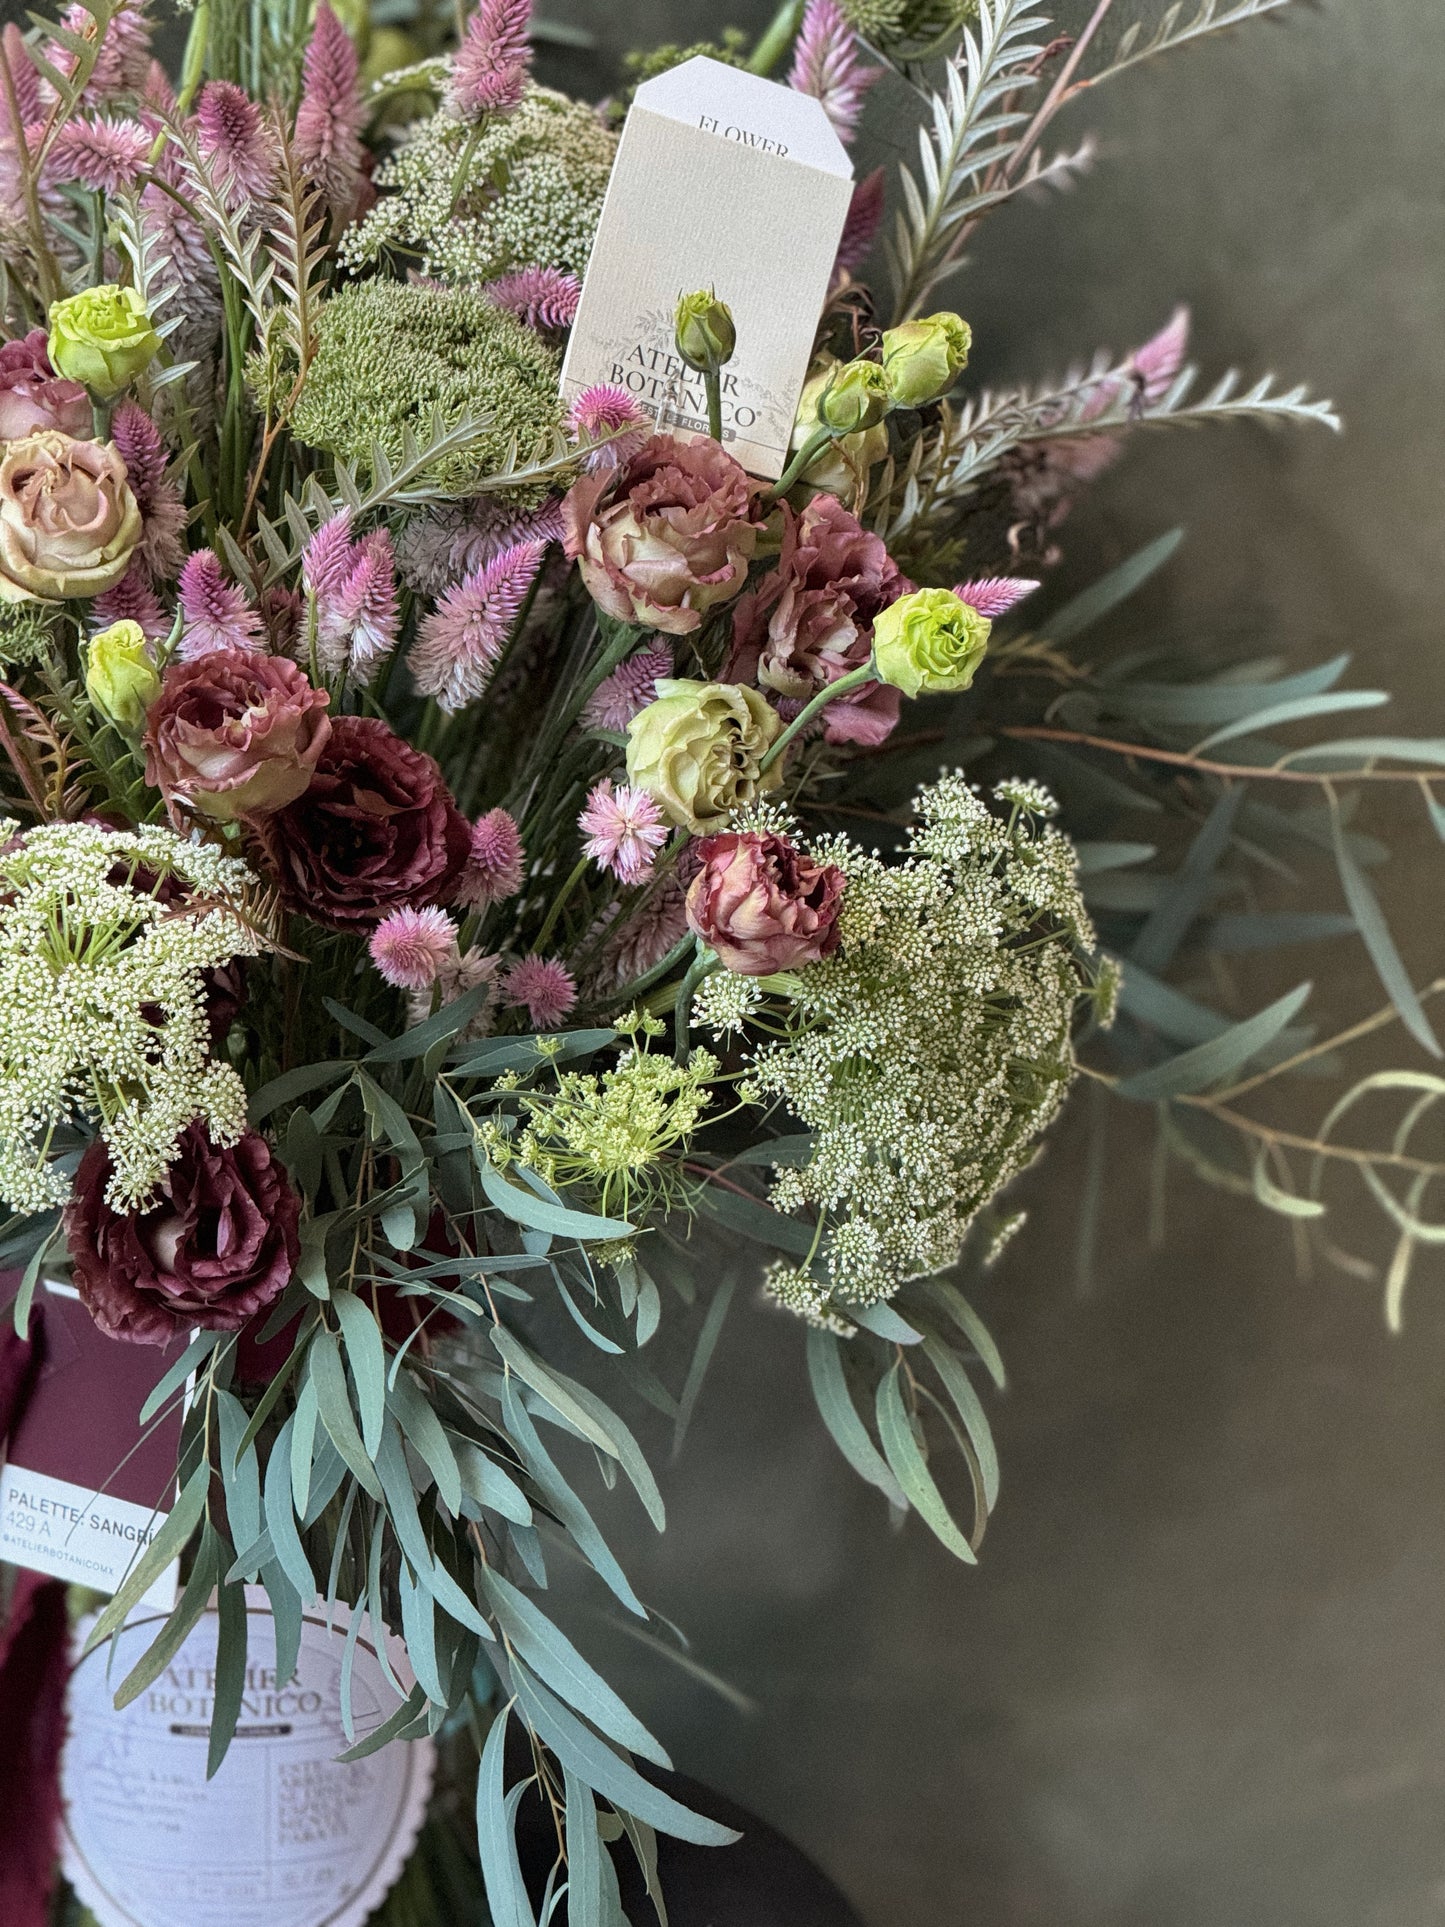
[
  {"xmin": 704, "ymin": 366, "xmax": 723, "ymax": 442},
  {"xmin": 759, "ymin": 662, "xmax": 875, "ymax": 773},
  {"xmin": 764, "ymin": 426, "xmax": 835, "ymax": 504},
  {"xmin": 175, "ymin": 0, "xmax": 212, "ymax": 114},
  {"xmin": 673, "ymin": 946, "xmax": 720, "ymax": 1064},
  {"xmin": 532, "ymin": 854, "xmax": 589, "ymax": 955},
  {"xmin": 748, "ymin": 0, "xmax": 806, "ymax": 74}
]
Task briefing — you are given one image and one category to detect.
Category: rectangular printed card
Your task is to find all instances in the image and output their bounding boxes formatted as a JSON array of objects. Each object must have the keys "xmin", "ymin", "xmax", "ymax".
[
  {"xmin": 0, "ymin": 1281, "xmax": 185, "ymax": 1609},
  {"xmin": 560, "ymin": 56, "xmax": 854, "ymax": 479}
]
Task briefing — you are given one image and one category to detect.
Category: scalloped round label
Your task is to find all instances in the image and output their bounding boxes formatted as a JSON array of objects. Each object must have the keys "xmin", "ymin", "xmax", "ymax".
[{"xmin": 61, "ymin": 1596, "xmax": 434, "ymax": 1927}]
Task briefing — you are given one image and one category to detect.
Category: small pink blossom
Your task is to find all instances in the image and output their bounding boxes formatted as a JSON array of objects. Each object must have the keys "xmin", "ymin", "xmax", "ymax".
[
  {"xmin": 177, "ymin": 549, "xmax": 264, "ymax": 659},
  {"xmin": 502, "ymin": 954, "xmax": 576, "ymax": 1029},
  {"xmin": 581, "ymin": 644, "xmax": 672, "ymax": 733},
  {"xmin": 578, "ymin": 779, "xmax": 667, "ymax": 884},
  {"xmin": 566, "ymin": 384, "xmax": 648, "ymax": 473},
  {"xmin": 953, "ymin": 576, "xmax": 1040, "ymax": 618},
  {"xmin": 455, "ymin": 808, "xmax": 525, "ymax": 909},
  {"xmin": 449, "ymin": 0, "xmax": 532, "ymax": 120},
  {"xmin": 409, "ymin": 536, "xmax": 544, "ymax": 713},
  {"xmin": 194, "ymin": 81, "xmax": 278, "ymax": 207},
  {"xmin": 93, "ymin": 559, "xmax": 168, "ymax": 640},
  {"xmin": 294, "ymin": 3, "xmax": 367, "ymax": 221},
  {"xmin": 485, "ymin": 266, "xmax": 581, "ymax": 332},
  {"xmin": 111, "ymin": 400, "xmax": 186, "ymax": 580},
  {"xmin": 369, "ymin": 906, "xmax": 458, "ymax": 990},
  {"xmin": 788, "ymin": 0, "xmax": 880, "ymax": 146},
  {"xmin": 46, "ymin": 116, "xmax": 150, "ymax": 194}
]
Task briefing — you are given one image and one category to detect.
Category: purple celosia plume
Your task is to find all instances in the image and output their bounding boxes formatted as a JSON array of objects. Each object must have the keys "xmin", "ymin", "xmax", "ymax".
[
  {"xmin": 581, "ymin": 644, "xmax": 672, "ymax": 733},
  {"xmin": 578, "ymin": 779, "xmax": 667, "ymax": 884},
  {"xmin": 834, "ymin": 167, "xmax": 885, "ymax": 280},
  {"xmin": 484, "ymin": 266, "xmax": 581, "ymax": 333},
  {"xmin": 194, "ymin": 80, "xmax": 279, "ymax": 207},
  {"xmin": 455, "ymin": 808, "xmax": 525, "ymax": 910},
  {"xmin": 394, "ymin": 497, "xmax": 564, "ymax": 596},
  {"xmin": 177, "ymin": 549, "xmax": 264, "ymax": 659},
  {"xmin": 449, "ymin": 0, "xmax": 532, "ymax": 121},
  {"xmin": 45, "ymin": 116, "xmax": 150, "ymax": 194},
  {"xmin": 502, "ymin": 955, "xmax": 576, "ymax": 1029},
  {"xmin": 294, "ymin": 3, "xmax": 367, "ymax": 222},
  {"xmin": 92, "ymin": 560, "xmax": 168, "ymax": 640},
  {"xmin": 46, "ymin": 0, "xmax": 151, "ymax": 103},
  {"xmin": 954, "ymin": 577, "xmax": 1040, "ymax": 618},
  {"xmin": 788, "ymin": 0, "xmax": 880, "ymax": 145},
  {"xmin": 409, "ymin": 537, "xmax": 544, "ymax": 713},
  {"xmin": 303, "ymin": 512, "xmax": 401, "ymax": 682},
  {"xmin": 566, "ymin": 385, "xmax": 649, "ymax": 473},
  {"xmin": 2, "ymin": 26, "xmax": 43, "ymax": 128},
  {"xmin": 111, "ymin": 400, "xmax": 186, "ymax": 581}
]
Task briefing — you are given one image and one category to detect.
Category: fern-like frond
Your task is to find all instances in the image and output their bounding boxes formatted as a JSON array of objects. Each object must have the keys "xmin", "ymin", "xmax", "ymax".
[
  {"xmin": 886, "ymin": 0, "xmax": 1055, "ymax": 324},
  {"xmin": 1088, "ymin": 0, "xmax": 1305, "ymax": 89},
  {"xmin": 264, "ymin": 121, "xmax": 330, "ymax": 410}
]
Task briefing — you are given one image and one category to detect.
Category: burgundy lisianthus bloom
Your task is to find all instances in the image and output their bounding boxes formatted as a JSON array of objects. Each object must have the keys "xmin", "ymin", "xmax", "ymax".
[
  {"xmin": 726, "ymin": 494, "xmax": 910, "ymax": 748},
  {"xmin": 65, "ymin": 1124, "xmax": 301, "ymax": 1347},
  {"xmin": 144, "ymin": 645, "xmax": 332, "ymax": 822},
  {"xmin": 562, "ymin": 432, "xmax": 767, "ymax": 635},
  {"xmin": 685, "ymin": 830, "xmax": 846, "ymax": 976},
  {"xmin": 0, "ymin": 329, "xmax": 91, "ymax": 442},
  {"xmin": 252, "ymin": 713, "xmax": 471, "ymax": 930}
]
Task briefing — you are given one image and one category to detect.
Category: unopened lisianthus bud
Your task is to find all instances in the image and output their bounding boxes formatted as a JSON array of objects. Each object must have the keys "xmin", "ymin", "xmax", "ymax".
[
  {"xmin": 87, "ymin": 618, "xmax": 159, "ymax": 731},
  {"xmin": 48, "ymin": 284, "xmax": 161, "ymax": 400},
  {"xmin": 879, "ymin": 312, "xmax": 971, "ymax": 408},
  {"xmin": 816, "ymin": 358, "xmax": 890, "ymax": 434},
  {"xmin": 674, "ymin": 291, "xmax": 737, "ymax": 373},
  {"xmin": 871, "ymin": 586, "xmax": 990, "ymax": 698}
]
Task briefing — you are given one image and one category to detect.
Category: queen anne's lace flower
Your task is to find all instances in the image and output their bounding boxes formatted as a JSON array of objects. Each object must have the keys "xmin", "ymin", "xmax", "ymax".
[{"xmin": 0, "ymin": 821, "xmax": 262, "ymax": 1214}]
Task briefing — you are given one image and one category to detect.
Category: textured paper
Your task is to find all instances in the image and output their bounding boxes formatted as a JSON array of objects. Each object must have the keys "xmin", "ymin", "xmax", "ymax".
[
  {"xmin": 62, "ymin": 1593, "xmax": 434, "ymax": 1927},
  {"xmin": 0, "ymin": 1282, "xmax": 185, "ymax": 1610},
  {"xmin": 560, "ymin": 56, "xmax": 854, "ymax": 478}
]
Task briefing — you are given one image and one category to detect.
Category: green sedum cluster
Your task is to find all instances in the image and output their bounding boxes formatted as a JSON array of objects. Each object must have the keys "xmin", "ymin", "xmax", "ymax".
[
  {"xmin": 0, "ymin": 821, "xmax": 260, "ymax": 1215},
  {"xmin": 836, "ymin": 0, "xmax": 978, "ymax": 51},
  {"xmin": 343, "ymin": 83, "xmax": 617, "ymax": 286},
  {"xmin": 286, "ymin": 280, "xmax": 563, "ymax": 496},
  {"xmin": 701, "ymin": 777, "xmax": 1104, "ymax": 1320}
]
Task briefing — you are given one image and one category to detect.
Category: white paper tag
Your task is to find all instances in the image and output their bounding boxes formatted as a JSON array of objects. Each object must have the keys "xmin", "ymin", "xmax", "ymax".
[
  {"xmin": 62, "ymin": 1594, "xmax": 435, "ymax": 1927},
  {"xmin": 560, "ymin": 56, "xmax": 854, "ymax": 478},
  {"xmin": 0, "ymin": 1462, "xmax": 178, "ymax": 1611}
]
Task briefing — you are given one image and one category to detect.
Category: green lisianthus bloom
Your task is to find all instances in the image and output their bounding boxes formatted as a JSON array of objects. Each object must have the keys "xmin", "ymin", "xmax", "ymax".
[
  {"xmin": 626, "ymin": 679, "xmax": 782, "ymax": 833},
  {"xmin": 879, "ymin": 312, "xmax": 972, "ymax": 408},
  {"xmin": 815, "ymin": 358, "xmax": 891, "ymax": 434},
  {"xmin": 86, "ymin": 619, "xmax": 160, "ymax": 732},
  {"xmin": 48, "ymin": 285, "xmax": 161, "ymax": 400},
  {"xmin": 871, "ymin": 587, "xmax": 990, "ymax": 698}
]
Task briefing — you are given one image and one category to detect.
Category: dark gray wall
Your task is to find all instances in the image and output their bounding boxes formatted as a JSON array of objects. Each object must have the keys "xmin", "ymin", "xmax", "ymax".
[{"xmin": 565, "ymin": 4, "xmax": 1445, "ymax": 1924}]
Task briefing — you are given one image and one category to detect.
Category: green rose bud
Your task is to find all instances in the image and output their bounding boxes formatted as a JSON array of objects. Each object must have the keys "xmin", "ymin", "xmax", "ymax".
[
  {"xmin": 86, "ymin": 618, "xmax": 160, "ymax": 732},
  {"xmin": 871, "ymin": 587, "xmax": 990, "ymax": 699},
  {"xmin": 790, "ymin": 359, "xmax": 889, "ymax": 496},
  {"xmin": 815, "ymin": 358, "xmax": 890, "ymax": 434},
  {"xmin": 880, "ymin": 312, "xmax": 972, "ymax": 408},
  {"xmin": 674, "ymin": 290, "xmax": 737, "ymax": 373},
  {"xmin": 626, "ymin": 678, "xmax": 783, "ymax": 833},
  {"xmin": 48, "ymin": 285, "xmax": 161, "ymax": 401}
]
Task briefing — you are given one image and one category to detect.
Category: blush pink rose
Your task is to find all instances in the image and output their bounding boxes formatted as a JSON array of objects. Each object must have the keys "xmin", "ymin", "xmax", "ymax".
[
  {"xmin": 562, "ymin": 433, "xmax": 767, "ymax": 635},
  {"xmin": 143, "ymin": 645, "xmax": 332, "ymax": 821},
  {"xmin": 685, "ymin": 830, "xmax": 846, "ymax": 976}
]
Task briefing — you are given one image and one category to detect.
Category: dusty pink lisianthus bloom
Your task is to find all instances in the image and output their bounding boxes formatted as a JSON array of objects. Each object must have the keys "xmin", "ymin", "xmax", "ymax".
[
  {"xmin": 0, "ymin": 330, "xmax": 91, "ymax": 441},
  {"xmin": 685, "ymin": 830, "xmax": 846, "ymax": 976},
  {"xmin": 562, "ymin": 433, "xmax": 768, "ymax": 635},
  {"xmin": 0, "ymin": 430, "xmax": 142, "ymax": 602},
  {"xmin": 143, "ymin": 646, "xmax": 333, "ymax": 821},
  {"xmin": 66, "ymin": 1124, "xmax": 302, "ymax": 1347},
  {"xmin": 727, "ymin": 494, "xmax": 910, "ymax": 749}
]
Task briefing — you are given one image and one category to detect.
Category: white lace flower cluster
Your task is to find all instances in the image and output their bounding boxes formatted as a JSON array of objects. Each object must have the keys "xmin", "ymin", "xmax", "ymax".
[
  {"xmin": 0, "ymin": 820, "xmax": 262, "ymax": 1215},
  {"xmin": 705, "ymin": 775, "xmax": 1102, "ymax": 1319}
]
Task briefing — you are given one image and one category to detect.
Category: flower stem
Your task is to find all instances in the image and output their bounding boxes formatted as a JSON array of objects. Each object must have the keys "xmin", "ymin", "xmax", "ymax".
[
  {"xmin": 704, "ymin": 366, "xmax": 723, "ymax": 442},
  {"xmin": 763, "ymin": 426, "xmax": 834, "ymax": 504},
  {"xmin": 748, "ymin": 0, "xmax": 805, "ymax": 74},
  {"xmin": 532, "ymin": 854, "xmax": 589, "ymax": 955},
  {"xmin": 759, "ymin": 662, "xmax": 874, "ymax": 774},
  {"xmin": 673, "ymin": 945, "xmax": 719, "ymax": 1063}
]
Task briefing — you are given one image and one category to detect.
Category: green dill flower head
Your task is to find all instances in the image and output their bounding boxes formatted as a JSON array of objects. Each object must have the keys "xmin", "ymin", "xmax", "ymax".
[
  {"xmin": 617, "ymin": 32, "xmax": 750, "ymax": 110},
  {"xmin": 343, "ymin": 83, "xmax": 616, "ymax": 287},
  {"xmin": 0, "ymin": 821, "xmax": 262, "ymax": 1215},
  {"xmin": 836, "ymin": 0, "xmax": 978, "ymax": 52},
  {"xmin": 287, "ymin": 280, "xmax": 563, "ymax": 497},
  {"xmin": 698, "ymin": 775, "xmax": 1101, "ymax": 1317}
]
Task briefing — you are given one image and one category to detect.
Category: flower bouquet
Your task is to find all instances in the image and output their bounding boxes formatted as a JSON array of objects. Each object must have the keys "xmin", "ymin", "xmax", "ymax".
[{"xmin": 0, "ymin": 0, "xmax": 1441, "ymax": 1917}]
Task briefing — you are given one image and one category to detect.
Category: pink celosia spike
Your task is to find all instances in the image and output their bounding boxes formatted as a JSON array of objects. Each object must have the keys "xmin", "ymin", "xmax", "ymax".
[
  {"xmin": 193, "ymin": 80, "xmax": 279, "ymax": 207},
  {"xmin": 369, "ymin": 906, "xmax": 458, "ymax": 990},
  {"xmin": 92, "ymin": 560, "xmax": 168, "ymax": 640},
  {"xmin": 334, "ymin": 530, "xmax": 400, "ymax": 684},
  {"xmin": 294, "ymin": 3, "xmax": 366, "ymax": 220},
  {"xmin": 484, "ymin": 266, "xmax": 581, "ymax": 333},
  {"xmin": 177, "ymin": 549, "xmax": 264, "ymax": 659},
  {"xmin": 502, "ymin": 954, "xmax": 576, "ymax": 1029},
  {"xmin": 141, "ymin": 57, "xmax": 175, "ymax": 115},
  {"xmin": 581, "ymin": 644, "xmax": 672, "ymax": 733},
  {"xmin": 2, "ymin": 26, "xmax": 43, "ymax": 128},
  {"xmin": 953, "ymin": 576, "xmax": 1041, "ymax": 618},
  {"xmin": 302, "ymin": 510, "xmax": 355, "ymax": 603},
  {"xmin": 1129, "ymin": 304, "xmax": 1191, "ymax": 403},
  {"xmin": 111, "ymin": 400, "xmax": 186, "ymax": 581},
  {"xmin": 566, "ymin": 384, "xmax": 648, "ymax": 473},
  {"xmin": 455, "ymin": 808, "xmax": 525, "ymax": 909},
  {"xmin": 408, "ymin": 536, "xmax": 544, "ymax": 714},
  {"xmin": 788, "ymin": 0, "xmax": 880, "ymax": 146},
  {"xmin": 834, "ymin": 167, "xmax": 885, "ymax": 278},
  {"xmin": 449, "ymin": 0, "xmax": 532, "ymax": 120}
]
